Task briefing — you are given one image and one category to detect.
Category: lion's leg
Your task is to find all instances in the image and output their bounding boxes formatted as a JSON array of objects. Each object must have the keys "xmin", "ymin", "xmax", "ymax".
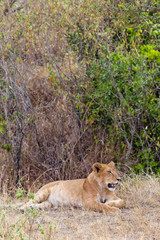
[
  {"xmin": 34, "ymin": 189, "xmax": 50, "ymax": 203},
  {"xmin": 20, "ymin": 200, "xmax": 35, "ymax": 212},
  {"xmin": 106, "ymin": 197, "xmax": 124, "ymax": 208},
  {"xmin": 20, "ymin": 189, "xmax": 51, "ymax": 212},
  {"xmin": 83, "ymin": 200, "xmax": 119, "ymax": 212},
  {"xmin": 20, "ymin": 200, "xmax": 52, "ymax": 211},
  {"xmin": 30, "ymin": 200, "xmax": 52, "ymax": 210}
]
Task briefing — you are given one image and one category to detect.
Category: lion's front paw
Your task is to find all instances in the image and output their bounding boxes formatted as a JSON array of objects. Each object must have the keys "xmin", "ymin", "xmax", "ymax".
[
  {"xmin": 106, "ymin": 199, "xmax": 124, "ymax": 208},
  {"xmin": 108, "ymin": 206, "xmax": 120, "ymax": 212}
]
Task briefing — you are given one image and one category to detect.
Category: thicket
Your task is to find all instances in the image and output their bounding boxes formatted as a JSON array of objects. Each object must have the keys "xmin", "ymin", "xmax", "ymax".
[{"xmin": 0, "ymin": 0, "xmax": 159, "ymax": 191}]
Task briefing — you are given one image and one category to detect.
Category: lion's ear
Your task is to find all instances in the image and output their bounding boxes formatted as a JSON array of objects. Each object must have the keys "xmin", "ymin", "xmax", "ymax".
[
  {"xmin": 107, "ymin": 161, "xmax": 115, "ymax": 167},
  {"xmin": 92, "ymin": 162, "xmax": 103, "ymax": 173}
]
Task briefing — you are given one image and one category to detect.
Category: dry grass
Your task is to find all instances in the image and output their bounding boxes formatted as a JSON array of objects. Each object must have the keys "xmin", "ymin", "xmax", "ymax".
[{"xmin": 0, "ymin": 175, "xmax": 160, "ymax": 240}]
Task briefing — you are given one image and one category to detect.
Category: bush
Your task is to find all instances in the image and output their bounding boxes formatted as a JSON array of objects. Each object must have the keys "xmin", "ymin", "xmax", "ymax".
[
  {"xmin": 0, "ymin": 0, "xmax": 160, "ymax": 190},
  {"xmin": 85, "ymin": 49, "xmax": 159, "ymax": 173}
]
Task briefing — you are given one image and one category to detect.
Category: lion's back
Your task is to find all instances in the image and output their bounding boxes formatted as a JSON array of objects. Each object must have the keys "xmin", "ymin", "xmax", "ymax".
[{"xmin": 37, "ymin": 179, "xmax": 85, "ymax": 207}]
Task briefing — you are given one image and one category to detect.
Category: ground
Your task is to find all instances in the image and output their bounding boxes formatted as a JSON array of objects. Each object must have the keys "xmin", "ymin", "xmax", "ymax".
[{"xmin": 0, "ymin": 176, "xmax": 160, "ymax": 240}]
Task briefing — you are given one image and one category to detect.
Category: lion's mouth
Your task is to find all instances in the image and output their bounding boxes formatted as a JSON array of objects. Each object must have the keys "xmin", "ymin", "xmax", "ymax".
[{"xmin": 108, "ymin": 183, "xmax": 116, "ymax": 191}]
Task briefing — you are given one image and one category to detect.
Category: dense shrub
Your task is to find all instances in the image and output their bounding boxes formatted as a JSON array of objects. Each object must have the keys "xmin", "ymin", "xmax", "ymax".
[
  {"xmin": 86, "ymin": 49, "xmax": 159, "ymax": 173},
  {"xmin": 0, "ymin": 0, "xmax": 159, "ymax": 190}
]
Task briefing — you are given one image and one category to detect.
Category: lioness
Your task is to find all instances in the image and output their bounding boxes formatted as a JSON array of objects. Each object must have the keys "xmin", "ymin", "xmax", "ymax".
[{"xmin": 20, "ymin": 162, "xmax": 124, "ymax": 212}]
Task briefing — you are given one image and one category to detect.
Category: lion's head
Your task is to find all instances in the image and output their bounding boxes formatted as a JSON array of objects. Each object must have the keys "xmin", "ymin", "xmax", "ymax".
[{"xmin": 92, "ymin": 162, "xmax": 121, "ymax": 191}]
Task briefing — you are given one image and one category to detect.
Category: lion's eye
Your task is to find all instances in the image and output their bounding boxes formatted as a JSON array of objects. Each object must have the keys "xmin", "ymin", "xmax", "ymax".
[{"xmin": 108, "ymin": 171, "xmax": 112, "ymax": 174}]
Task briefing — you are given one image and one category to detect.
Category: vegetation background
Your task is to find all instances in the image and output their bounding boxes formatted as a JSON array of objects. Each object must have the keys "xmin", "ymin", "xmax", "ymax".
[
  {"xmin": 0, "ymin": 0, "xmax": 160, "ymax": 192},
  {"xmin": 0, "ymin": 1, "xmax": 160, "ymax": 240}
]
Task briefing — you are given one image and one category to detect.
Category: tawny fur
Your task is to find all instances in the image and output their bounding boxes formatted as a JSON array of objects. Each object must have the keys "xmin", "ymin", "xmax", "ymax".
[{"xmin": 20, "ymin": 162, "xmax": 124, "ymax": 213}]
